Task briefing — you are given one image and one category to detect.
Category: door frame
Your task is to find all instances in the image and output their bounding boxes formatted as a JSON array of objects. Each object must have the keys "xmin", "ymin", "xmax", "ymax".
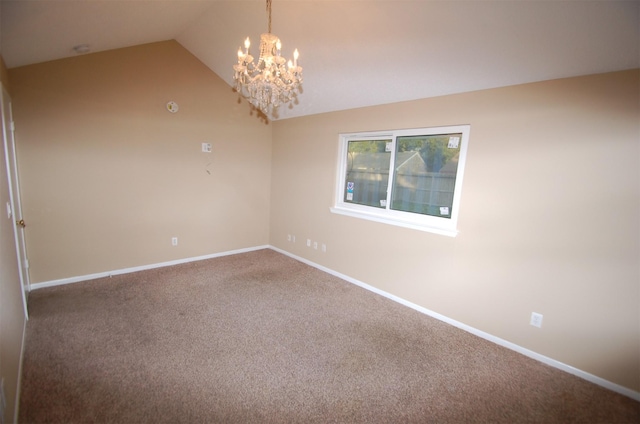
[{"xmin": 1, "ymin": 84, "xmax": 30, "ymax": 319}]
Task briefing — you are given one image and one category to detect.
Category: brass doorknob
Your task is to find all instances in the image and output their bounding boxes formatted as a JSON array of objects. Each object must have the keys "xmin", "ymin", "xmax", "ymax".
[{"xmin": 16, "ymin": 219, "xmax": 25, "ymax": 228}]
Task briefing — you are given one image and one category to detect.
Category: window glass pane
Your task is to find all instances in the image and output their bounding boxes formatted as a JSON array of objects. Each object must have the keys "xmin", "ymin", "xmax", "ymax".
[
  {"xmin": 344, "ymin": 139, "xmax": 392, "ymax": 208},
  {"xmin": 390, "ymin": 133, "xmax": 462, "ymax": 218}
]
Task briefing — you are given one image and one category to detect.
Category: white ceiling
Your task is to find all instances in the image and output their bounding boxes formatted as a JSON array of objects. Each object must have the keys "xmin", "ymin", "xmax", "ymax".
[{"xmin": 1, "ymin": 0, "xmax": 638, "ymax": 120}]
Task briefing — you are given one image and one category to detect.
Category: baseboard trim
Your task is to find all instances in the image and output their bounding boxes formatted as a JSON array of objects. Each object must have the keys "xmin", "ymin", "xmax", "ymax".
[
  {"xmin": 30, "ymin": 245, "xmax": 270, "ymax": 291},
  {"xmin": 269, "ymin": 245, "xmax": 640, "ymax": 402}
]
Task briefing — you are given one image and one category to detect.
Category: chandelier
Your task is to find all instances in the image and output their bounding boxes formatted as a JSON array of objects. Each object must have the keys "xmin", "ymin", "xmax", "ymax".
[{"xmin": 233, "ymin": 0, "xmax": 303, "ymax": 117}]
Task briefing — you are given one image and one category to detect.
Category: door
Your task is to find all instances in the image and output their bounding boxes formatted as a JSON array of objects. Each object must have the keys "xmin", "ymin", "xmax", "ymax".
[{"xmin": 1, "ymin": 85, "xmax": 29, "ymax": 318}]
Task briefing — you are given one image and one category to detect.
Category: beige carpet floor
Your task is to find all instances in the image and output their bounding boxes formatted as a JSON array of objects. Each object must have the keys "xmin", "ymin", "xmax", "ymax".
[{"xmin": 18, "ymin": 249, "xmax": 640, "ymax": 423}]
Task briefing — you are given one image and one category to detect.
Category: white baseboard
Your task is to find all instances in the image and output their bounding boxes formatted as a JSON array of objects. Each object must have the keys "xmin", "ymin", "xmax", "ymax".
[
  {"xmin": 30, "ymin": 245, "xmax": 270, "ymax": 291},
  {"xmin": 269, "ymin": 245, "xmax": 640, "ymax": 402}
]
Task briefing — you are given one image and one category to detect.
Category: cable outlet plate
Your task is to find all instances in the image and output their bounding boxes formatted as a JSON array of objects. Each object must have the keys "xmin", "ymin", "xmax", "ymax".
[{"xmin": 530, "ymin": 312, "xmax": 543, "ymax": 328}]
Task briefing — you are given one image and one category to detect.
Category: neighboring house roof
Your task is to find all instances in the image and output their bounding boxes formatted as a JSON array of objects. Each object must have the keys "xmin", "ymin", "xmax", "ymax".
[
  {"xmin": 395, "ymin": 152, "xmax": 426, "ymax": 173},
  {"xmin": 349, "ymin": 151, "xmax": 460, "ymax": 175}
]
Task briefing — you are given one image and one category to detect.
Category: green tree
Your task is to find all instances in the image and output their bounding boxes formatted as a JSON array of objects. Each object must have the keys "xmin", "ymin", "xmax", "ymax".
[{"xmin": 348, "ymin": 139, "xmax": 390, "ymax": 153}]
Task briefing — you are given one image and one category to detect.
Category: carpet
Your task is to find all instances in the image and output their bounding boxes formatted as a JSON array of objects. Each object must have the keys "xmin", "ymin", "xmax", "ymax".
[{"xmin": 18, "ymin": 249, "xmax": 640, "ymax": 423}]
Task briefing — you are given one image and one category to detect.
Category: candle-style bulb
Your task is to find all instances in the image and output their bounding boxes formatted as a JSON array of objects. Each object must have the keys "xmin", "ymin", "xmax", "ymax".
[
  {"xmin": 293, "ymin": 49, "xmax": 299, "ymax": 67},
  {"xmin": 244, "ymin": 37, "xmax": 251, "ymax": 53}
]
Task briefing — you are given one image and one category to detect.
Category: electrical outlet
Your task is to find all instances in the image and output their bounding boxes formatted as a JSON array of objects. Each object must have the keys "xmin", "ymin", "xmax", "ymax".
[
  {"xmin": 313, "ymin": 241, "xmax": 318, "ymax": 249},
  {"xmin": 322, "ymin": 244, "xmax": 327, "ymax": 253},
  {"xmin": 171, "ymin": 237, "xmax": 178, "ymax": 246},
  {"xmin": 292, "ymin": 235, "xmax": 296, "ymax": 243},
  {"xmin": 530, "ymin": 312, "xmax": 543, "ymax": 328},
  {"xmin": 306, "ymin": 239, "xmax": 311, "ymax": 247},
  {"xmin": 287, "ymin": 234, "xmax": 292, "ymax": 242}
]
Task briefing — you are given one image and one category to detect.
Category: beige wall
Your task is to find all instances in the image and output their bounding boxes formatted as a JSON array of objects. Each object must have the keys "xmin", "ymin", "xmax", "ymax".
[
  {"xmin": 7, "ymin": 39, "xmax": 639, "ymax": 396},
  {"xmin": 0, "ymin": 56, "xmax": 9, "ymax": 90},
  {"xmin": 9, "ymin": 41, "xmax": 272, "ymax": 283},
  {"xmin": 270, "ymin": 69, "xmax": 640, "ymax": 392},
  {"xmin": 1, "ymin": 55, "xmax": 27, "ymax": 423}
]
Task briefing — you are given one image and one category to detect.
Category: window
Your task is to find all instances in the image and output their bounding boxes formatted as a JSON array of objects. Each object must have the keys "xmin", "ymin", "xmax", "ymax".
[{"xmin": 331, "ymin": 125, "xmax": 470, "ymax": 236}]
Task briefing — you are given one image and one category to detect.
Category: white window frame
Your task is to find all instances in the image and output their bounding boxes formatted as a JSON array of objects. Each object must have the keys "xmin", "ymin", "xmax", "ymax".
[{"xmin": 330, "ymin": 125, "xmax": 470, "ymax": 237}]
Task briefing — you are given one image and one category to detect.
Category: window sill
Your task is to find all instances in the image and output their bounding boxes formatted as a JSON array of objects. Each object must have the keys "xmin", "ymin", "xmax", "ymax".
[{"xmin": 330, "ymin": 206, "xmax": 459, "ymax": 237}]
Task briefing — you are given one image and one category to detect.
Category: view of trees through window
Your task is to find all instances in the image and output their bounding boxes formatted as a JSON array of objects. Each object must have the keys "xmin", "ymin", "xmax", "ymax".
[
  {"xmin": 392, "ymin": 134, "xmax": 461, "ymax": 216},
  {"xmin": 344, "ymin": 133, "xmax": 462, "ymax": 217},
  {"xmin": 345, "ymin": 140, "xmax": 391, "ymax": 209},
  {"xmin": 334, "ymin": 125, "xmax": 469, "ymax": 235}
]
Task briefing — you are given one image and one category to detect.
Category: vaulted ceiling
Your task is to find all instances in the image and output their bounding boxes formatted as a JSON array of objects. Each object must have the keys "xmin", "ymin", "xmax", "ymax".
[{"xmin": 2, "ymin": 1, "xmax": 638, "ymax": 120}]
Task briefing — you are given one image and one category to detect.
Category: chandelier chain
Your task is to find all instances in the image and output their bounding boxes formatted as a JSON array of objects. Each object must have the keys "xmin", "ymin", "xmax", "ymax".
[{"xmin": 267, "ymin": 0, "xmax": 272, "ymax": 33}]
